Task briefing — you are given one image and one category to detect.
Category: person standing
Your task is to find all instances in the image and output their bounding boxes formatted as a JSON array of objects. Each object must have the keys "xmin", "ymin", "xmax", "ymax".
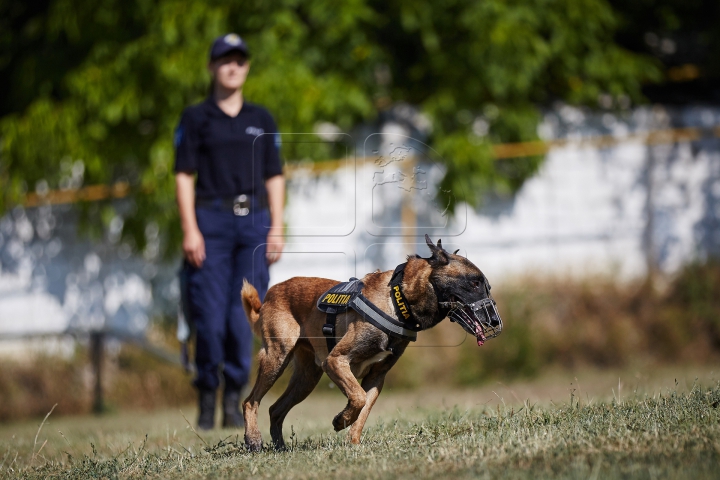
[{"xmin": 174, "ymin": 33, "xmax": 284, "ymax": 430}]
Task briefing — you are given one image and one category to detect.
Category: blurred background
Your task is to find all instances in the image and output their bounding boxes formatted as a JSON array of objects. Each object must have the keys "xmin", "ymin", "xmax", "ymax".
[{"xmin": 0, "ymin": 0, "xmax": 719, "ymax": 422}]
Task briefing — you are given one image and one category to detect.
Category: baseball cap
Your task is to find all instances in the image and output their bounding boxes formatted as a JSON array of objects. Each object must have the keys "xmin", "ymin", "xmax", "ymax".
[{"xmin": 209, "ymin": 33, "xmax": 250, "ymax": 61}]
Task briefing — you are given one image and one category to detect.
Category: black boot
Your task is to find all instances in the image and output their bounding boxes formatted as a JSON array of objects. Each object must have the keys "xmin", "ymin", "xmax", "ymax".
[
  {"xmin": 222, "ymin": 389, "xmax": 244, "ymax": 428},
  {"xmin": 197, "ymin": 389, "xmax": 216, "ymax": 430}
]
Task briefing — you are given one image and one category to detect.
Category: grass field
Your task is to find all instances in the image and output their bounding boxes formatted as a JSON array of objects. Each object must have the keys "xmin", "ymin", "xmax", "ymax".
[{"xmin": 1, "ymin": 365, "xmax": 719, "ymax": 479}]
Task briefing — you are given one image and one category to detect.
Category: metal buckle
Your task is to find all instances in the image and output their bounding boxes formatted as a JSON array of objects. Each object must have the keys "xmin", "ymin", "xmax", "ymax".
[{"xmin": 233, "ymin": 194, "xmax": 250, "ymax": 216}]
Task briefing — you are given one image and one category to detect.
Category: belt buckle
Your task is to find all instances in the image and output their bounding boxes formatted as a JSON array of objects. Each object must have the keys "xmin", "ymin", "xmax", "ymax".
[{"xmin": 233, "ymin": 194, "xmax": 250, "ymax": 216}]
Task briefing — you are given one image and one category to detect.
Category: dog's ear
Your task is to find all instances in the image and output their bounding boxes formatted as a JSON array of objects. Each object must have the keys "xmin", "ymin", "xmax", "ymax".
[{"xmin": 424, "ymin": 234, "xmax": 450, "ymax": 266}]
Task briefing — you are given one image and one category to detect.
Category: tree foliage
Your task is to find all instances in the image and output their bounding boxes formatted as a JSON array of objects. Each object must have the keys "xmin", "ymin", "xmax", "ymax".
[{"xmin": 0, "ymin": 0, "xmax": 660, "ymax": 253}]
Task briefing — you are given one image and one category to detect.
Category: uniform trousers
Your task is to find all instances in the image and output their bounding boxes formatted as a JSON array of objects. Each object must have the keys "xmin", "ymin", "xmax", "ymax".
[{"xmin": 186, "ymin": 203, "xmax": 270, "ymax": 391}]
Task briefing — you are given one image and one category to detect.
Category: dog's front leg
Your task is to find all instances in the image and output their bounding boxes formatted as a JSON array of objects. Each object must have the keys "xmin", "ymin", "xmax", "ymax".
[
  {"xmin": 324, "ymin": 354, "xmax": 367, "ymax": 432},
  {"xmin": 348, "ymin": 374, "xmax": 385, "ymax": 444},
  {"xmin": 348, "ymin": 353, "xmax": 401, "ymax": 444}
]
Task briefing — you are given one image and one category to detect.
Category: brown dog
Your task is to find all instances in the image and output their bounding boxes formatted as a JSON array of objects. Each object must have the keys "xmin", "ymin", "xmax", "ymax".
[{"xmin": 240, "ymin": 235, "xmax": 501, "ymax": 451}]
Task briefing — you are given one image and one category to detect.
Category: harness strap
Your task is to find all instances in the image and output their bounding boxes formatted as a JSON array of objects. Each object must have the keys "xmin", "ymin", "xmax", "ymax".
[
  {"xmin": 317, "ymin": 271, "xmax": 421, "ymax": 354},
  {"xmin": 322, "ymin": 308, "xmax": 338, "ymax": 352},
  {"xmin": 387, "ymin": 262, "xmax": 422, "ymax": 331},
  {"xmin": 350, "ymin": 295, "xmax": 418, "ymax": 341},
  {"xmin": 318, "ymin": 278, "xmax": 363, "ymax": 353}
]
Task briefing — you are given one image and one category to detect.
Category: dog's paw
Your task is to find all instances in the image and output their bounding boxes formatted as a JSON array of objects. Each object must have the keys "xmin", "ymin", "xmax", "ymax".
[
  {"xmin": 332, "ymin": 412, "xmax": 351, "ymax": 432},
  {"xmin": 244, "ymin": 436, "xmax": 263, "ymax": 453}
]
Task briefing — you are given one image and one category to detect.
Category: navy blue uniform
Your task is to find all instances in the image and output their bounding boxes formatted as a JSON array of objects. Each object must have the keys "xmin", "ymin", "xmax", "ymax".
[{"xmin": 175, "ymin": 98, "xmax": 282, "ymax": 391}]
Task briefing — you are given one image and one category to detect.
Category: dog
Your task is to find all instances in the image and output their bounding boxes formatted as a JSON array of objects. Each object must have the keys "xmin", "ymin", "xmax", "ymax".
[{"xmin": 240, "ymin": 235, "xmax": 502, "ymax": 451}]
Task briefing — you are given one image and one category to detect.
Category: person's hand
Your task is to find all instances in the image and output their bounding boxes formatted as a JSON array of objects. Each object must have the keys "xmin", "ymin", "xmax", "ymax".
[
  {"xmin": 266, "ymin": 227, "xmax": 284, "ymax": 265},
  {"xmin": 183, "ymin": 228, "xmax": 206, "ymax": 268}
]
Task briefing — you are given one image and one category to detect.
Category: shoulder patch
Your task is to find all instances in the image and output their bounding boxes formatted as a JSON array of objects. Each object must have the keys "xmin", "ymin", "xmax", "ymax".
[{"xmin": 246, "ymin": 126, "xmax": 265, "ymax": 137}]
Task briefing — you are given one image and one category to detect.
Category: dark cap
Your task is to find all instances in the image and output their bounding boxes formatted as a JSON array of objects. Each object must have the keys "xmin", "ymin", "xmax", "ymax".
[{"xmin": 209, "ymin": 33, "xmax": 250, "ymax": 61}]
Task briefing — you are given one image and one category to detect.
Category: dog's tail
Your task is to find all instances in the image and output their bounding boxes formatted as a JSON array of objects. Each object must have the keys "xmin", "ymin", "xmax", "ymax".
[{"xmin": 241, "ymin": 279, "xmax": 263, "ymax": 336}]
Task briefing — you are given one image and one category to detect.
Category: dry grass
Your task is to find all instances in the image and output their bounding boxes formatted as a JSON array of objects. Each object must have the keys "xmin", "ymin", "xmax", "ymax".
[
  {"xmin": 0, "ymin": 343, "xmax": 195, "ymax": 422},
  {"xmin": 0, "ymin": 365, "xmax": 718, "ymax": 479},
  {"xmin": 0, "ymin": 354, "xmax": 90, "ymax": 421}
]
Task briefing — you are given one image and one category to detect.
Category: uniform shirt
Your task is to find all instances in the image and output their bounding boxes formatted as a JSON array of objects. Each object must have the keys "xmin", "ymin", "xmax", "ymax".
[{"xmin": 173, "ymin": 98, "xmax": 282, "ymax": 199}]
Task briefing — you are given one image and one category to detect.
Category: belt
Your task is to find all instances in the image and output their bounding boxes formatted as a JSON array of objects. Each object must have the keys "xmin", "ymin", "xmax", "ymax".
[{"xmin": 195, "ymin": 194, "xmax": 269, "ymax": 216}]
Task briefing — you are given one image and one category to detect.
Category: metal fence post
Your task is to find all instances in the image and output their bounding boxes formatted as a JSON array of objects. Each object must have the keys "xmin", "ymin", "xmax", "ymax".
[
  {"xmin": 90, "ymin": 331, "xmax": 105, "ymax": 414},
  {"xmin": 643, "ymin": 148, "xmax": 658, "ymax": 282}
]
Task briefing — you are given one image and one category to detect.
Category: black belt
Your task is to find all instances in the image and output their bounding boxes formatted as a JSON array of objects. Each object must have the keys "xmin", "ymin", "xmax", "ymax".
[{"xmin": 195, "ymin": 195, "xmax": 269, "ymax": 216}]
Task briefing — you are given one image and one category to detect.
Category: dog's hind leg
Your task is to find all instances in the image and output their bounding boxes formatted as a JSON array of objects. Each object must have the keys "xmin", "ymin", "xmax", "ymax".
[
  {"xmin": 243, "ymin": 342, "xmax": 294, "ymax": 452},
  {"xmin": 268, "ymin": 345, "xmax": 323, "ymax": 450}
]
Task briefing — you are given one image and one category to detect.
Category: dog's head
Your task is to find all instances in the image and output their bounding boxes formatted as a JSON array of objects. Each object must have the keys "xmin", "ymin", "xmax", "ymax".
[{"xmin": 406, "ymin": 235, "xmax": 502, "ymax": 345}]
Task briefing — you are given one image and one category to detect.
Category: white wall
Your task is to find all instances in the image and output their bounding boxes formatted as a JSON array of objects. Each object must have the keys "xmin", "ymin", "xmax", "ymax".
[{"xmin": 274, "ymin": 105, "xmax": 720, "ymax": 284}]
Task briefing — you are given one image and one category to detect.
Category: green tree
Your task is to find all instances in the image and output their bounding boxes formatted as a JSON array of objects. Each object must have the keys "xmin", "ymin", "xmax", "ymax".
[{"xmin": 0, "ymin": 0, "xmax": 660, "ymax": 254}]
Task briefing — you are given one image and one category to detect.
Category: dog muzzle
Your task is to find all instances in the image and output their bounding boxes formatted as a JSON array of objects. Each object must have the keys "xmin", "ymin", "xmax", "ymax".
[{"xmin": 440, "ymin": 298, "xmax": 503, "ymax": 346}]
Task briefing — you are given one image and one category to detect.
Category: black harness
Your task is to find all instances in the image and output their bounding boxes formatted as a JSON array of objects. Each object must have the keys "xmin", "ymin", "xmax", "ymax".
[{"xmin": 317, "ymin": 264, "xmax": 422, "ymax": 352}]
